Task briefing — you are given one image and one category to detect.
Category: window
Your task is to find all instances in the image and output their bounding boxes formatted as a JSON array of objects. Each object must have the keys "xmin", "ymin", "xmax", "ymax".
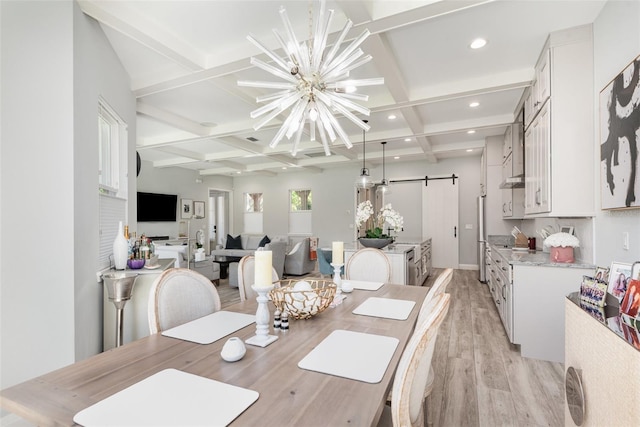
[
  {"xmin": 245, "ymin": 193, "xmax": 263, "ymax": 212},
  {"xmin": 290, "ymin": 189, "xmax": 312, "ymax": 211},
  {"xmin": 289, "ymin": 189, "xmax": 312, "ymax": 235},
  {"xmin": 97, "ymin": 98, "xmax": 128, "ymax": 269},
  {"xmin": 98, "ymin": 98, "xmax": 127, "ymax": 195}
]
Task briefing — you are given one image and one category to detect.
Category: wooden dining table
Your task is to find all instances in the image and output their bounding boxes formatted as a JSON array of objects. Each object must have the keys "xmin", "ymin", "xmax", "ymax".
[{"xmin": 0, "ymin": 284, "xmax": 428, "ymax": 426}]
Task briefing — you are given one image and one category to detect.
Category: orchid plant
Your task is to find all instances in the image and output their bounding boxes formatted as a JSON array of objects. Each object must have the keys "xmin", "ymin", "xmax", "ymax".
[{"xmin": 355, "ymin": 201, "xmax": 404, "ymax": 238}]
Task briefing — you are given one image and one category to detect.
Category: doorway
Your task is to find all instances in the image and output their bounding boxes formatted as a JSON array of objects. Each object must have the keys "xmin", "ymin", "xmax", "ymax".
[
  {"xmin": 422, "ymin": 176, "xmax": 459, "ymax": 269},
  {"xmin": 208, "ymin": 189, "xmax": 232, "ymax": 251}
]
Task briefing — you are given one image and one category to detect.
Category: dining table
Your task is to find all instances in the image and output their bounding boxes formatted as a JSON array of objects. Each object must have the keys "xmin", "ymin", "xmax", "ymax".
[{"xmin": 0, "ymin": 283, "xmax": 428, "ymax": 426}]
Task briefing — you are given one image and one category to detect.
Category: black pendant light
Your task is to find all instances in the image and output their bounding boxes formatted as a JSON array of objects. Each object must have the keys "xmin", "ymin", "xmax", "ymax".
[{"xmin": 355, "ymin": 119, "xmax": 374, "ymax": 188}]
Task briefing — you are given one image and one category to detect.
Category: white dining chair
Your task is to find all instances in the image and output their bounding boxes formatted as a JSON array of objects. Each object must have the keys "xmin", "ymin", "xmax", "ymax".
[
  {"xmin": 417, "ymin": 268, "xmax": 453, "ymax": 326},
  {"xmin": 147, "ymin": 268, "xmax": 221, "ymax": 334},
  {"xmin": 378, "ymin": 293, "xmax": 451, "ymax": 427},
  {"xmin": 345, "ymin": 248, "xmax": 392, "ymax": 283},
  {"xmin": 237, "ymin": 255, "xmax": 280, "ymax": 302}
]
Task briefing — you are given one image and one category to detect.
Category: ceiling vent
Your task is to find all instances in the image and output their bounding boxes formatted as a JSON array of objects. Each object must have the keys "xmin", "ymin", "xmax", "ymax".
[
  {"xmin": 304, "ymin": 151, "xmax": 332, "ymax": 158},
  {"xmin": 246, "ymin": 136, "xmax": 258, "ymax": 142}
]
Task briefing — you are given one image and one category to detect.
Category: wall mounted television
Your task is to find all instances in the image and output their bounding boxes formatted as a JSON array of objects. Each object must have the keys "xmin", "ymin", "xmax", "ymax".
[{"xmin": 137, "ymin": 192, "xmax": 178, "ymax": 222}]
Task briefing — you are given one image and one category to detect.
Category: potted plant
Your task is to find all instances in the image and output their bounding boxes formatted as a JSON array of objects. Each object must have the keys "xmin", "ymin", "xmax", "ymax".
[{"xmin": 355, "ymin": 201, "xmax": 404, "ymax": 249}]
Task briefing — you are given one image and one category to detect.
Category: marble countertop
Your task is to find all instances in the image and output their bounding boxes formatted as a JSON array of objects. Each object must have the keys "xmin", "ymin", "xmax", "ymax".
[
  {"xmin": 489, "ymin": 244, "xmax": 595, "ymax": 270},
  {"xmin": 107, "ymin": 258, "xmax": 173, "ymax": 275}
]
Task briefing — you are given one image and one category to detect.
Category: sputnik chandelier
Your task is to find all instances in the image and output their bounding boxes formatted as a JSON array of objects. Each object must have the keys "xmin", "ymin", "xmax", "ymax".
[{"xmin": 238, "ymin": 0, "xmax": 383, "ymax": 156}]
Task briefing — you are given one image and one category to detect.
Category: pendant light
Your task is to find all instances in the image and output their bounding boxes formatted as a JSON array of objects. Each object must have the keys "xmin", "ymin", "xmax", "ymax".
[
  {"xmin": 377, "ymin": 141, "xmax": 391, "ymax": 195},
  {"xmin": 355, "ymin": 120, "xmax": 374, "ymax": 188}
]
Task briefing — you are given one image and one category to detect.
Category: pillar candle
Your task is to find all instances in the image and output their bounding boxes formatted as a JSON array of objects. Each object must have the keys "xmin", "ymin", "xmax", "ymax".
[
  {"xmin": 254, "ymin": 250, "xmax": 273, "ymax": 288},
  {"xmin": 332, "ymin": 241, "xmax": 344, "ymax": 264}
]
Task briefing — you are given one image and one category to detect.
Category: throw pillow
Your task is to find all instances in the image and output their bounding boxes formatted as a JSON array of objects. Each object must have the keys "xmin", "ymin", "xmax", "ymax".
[
  {"xmin": 225, "ymin": 234, "xmax": 243, "ymax": 249},
  {"xmin": 258, "ymin": 235, "xmax": 271, "ymax": 248}
]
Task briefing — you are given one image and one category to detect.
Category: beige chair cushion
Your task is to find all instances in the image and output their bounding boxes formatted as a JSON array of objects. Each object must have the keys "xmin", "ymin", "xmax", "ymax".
[
  {"xmin": 346, "ymin": 248, "xmax": 391, "ymax": 283},
  {"xmin": 148, "ymin": 268, "xmax": 221, "ymax": 334}
]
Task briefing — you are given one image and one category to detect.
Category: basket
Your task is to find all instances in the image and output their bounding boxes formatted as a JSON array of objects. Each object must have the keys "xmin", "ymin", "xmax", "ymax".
[{"xmin": 269, "ymin": 279, "xmax": 337, "ymax": 319}]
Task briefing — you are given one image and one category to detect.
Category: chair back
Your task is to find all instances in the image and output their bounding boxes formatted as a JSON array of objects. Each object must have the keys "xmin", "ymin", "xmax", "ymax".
[
  {"xmin": 148, "ymin": 268, "xmax": 221, "ymax": 334},
  {"xmin": 417, "ymin": 268, "xmax": 453, "ymax": 325},
  {"xmin": 238, "ymin": 255, "xmax": 279, "ymax": 301},
  {"xmin": 345, "ymin": 248, "xmax": 391, "ymax": 283},
  {"xmin": 391, "ymin": 293, "xmax": 450, "ymax": 427}
]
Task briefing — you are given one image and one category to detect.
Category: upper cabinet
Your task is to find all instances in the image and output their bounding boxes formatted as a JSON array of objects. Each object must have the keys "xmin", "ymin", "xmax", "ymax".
[
  {"xmin": 523, "ymin": 25, "xmax": 595, "ymax": 217},
  {"xmin": 502, "ymin": 123, "xmax": 525, "ymax": 218}
]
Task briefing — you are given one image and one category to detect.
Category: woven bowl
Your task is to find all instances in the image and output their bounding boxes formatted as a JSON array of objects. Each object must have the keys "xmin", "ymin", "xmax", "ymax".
[{"xmin": 269, "ymin": 279, "xmax": 337, "ymax": 320}]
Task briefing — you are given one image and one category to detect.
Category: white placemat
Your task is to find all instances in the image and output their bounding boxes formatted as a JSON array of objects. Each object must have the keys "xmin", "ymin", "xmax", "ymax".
[
  {"xmin": 341, "ymin": 280, "xmax": 384, "ymax": 291},
  {"xmin": 162, "ymin": 311, "xmax": 255, "ymax": 344},
  {"xmin": 352, "ymin": 297, "xmax": 416, "ymax": 320},
  {"xmin": 73, "ymin": 369, "xmax": 259, "ymax": 426},
  {"xmin": 298, "ymin": 330, "xmax": 399, "ymax": 383}
]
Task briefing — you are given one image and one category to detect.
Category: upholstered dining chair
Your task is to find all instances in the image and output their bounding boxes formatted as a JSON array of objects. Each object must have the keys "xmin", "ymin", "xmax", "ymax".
[
  {"xmin": 417, "ymin": 268, "xmax": 453, "ymax": 325},
  {"xmin": 378, "ymin": 293, "xmax": 451, "ymax": 427},
  {"xmin": 345, "ymin": 248, "xmax": 391, "ymax": 283},
  {"xmin": 147, "ymin": 268, "xmax": 221, "ymax": 334},
  {"xmin": 317, "ymin": 248, "xmax": 344, "ymax": 277},
  {"xmin": 237, "ymin": 255, "xmax": 280, "ymax": 302}
]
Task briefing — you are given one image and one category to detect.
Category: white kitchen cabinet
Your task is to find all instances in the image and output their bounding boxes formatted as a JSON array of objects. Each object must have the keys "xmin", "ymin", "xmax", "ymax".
[
  {"xmin": 523, "ymin": 25, "xmax": 594, "ymax": 217},
  {"xmin": 501, "ymin": 123, "xmax": 525, "ymax": 219},
  {"xmin": 524, "ymin": 103, "xmax": 551, "ymax": 214},
  {"xmin": 512, "ymin": 264, "xmax": 592, "ymax": 363}
]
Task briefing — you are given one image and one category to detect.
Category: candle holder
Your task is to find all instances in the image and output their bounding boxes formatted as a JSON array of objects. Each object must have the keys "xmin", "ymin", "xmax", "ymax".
[
  {"xmin": 331, "ymin": 263, "xmax": 345, "ymax": 304},
  {"xmin": 245, "ymin": 284, "xmax": 279, "ymax": 347}
]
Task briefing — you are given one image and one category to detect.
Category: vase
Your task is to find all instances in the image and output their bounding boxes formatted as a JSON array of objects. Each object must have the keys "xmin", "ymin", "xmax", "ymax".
[
  {"xmin": 358, "ymin": 237, "xmax": 393, "ymax": 249},
  {"xmin": 113, "ymin": 221, "xmax": 129, "ymax": 270}
]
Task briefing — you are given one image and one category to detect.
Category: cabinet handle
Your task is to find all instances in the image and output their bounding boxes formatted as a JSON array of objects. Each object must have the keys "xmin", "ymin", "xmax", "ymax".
[
  {"xmin": 536, "ymin": 188, "xmax": 541, "ymax": 205},
  {"xmin": 454, "ymin": 226, "xmax": 457, "ymax": 238},
  {"xmin": 501, "ymin": 284, "xmax": 506, "ymax": 299}
]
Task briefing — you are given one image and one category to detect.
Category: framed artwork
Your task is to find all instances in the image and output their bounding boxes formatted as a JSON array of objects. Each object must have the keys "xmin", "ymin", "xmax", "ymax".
[
  {"xmin": 607, "ymin": 262, "xmax": 632, "ymax": 303},
  {"xmin": 599, "ymin": 54, "xmax": 640, "ymax": 210},
  {"xmin": 181, "ymin": 199, "xmax": 193, "ymax": 219},
  {"xmin": 594, "ymin": 266, "xmax": 610, "ymax": 282},
  {"xmin": 194, "ymin": 201, "xmax": 205, "ymax": 218}
]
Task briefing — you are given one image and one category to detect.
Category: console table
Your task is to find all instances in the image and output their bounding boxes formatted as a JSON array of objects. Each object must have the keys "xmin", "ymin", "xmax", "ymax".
[{"xmin": 102, "ymin": 259, "xmax": 173, "ymax": 351}]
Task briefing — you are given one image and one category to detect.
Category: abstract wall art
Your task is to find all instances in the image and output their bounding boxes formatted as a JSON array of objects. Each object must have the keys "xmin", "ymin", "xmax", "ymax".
[{"xmin": 600, "ymin": 54, "xmax": 640, "ymax": 210}]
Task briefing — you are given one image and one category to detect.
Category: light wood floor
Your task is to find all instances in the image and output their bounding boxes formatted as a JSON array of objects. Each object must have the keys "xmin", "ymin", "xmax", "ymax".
[
  {"xmin": 426, "ymin": 268, "xmax": 565, "ymax": 427},
  {"xmin": 218, "ymin": 269, "xmax": 566, "ymax": 427}
]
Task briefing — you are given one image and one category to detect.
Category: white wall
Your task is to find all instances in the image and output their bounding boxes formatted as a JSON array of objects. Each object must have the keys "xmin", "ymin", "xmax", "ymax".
[
  {"xmin": 0, "ymin": 1, "xmax": 136, "ymax": 398},
  {"xmin": 1, "ymin": 0, "xmax": 75, "ymax": 391},
  {"xmin": 592, "ymin": 0, "xmax": 640, "ymax": 267},
  {"xmin": 135, "ymin": 160, "xmax": 233, "ymax": 251},
  {"xmin": 231, "ymin": 156, "xmax": 482, "ymax": 266}
]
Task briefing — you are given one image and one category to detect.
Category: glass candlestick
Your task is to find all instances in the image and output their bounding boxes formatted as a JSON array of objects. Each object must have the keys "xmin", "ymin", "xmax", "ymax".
[{"xmin": 245, "ymin": 284, "xmax": 279, "ymax": 347}]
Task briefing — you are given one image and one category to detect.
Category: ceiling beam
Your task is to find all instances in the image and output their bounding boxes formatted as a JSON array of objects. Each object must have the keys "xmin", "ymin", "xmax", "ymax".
[
  {"xmin": 137, "ymin": 102, "xmax": 212, "ymax": 136},
  {"xmin": 78, "ymin": 0, "xmax": 206, "ymax": 71}
]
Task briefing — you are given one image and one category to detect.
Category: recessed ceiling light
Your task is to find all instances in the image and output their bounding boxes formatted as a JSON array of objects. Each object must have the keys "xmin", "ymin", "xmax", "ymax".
[
  {"xmin": 470, "ymin": 38, "xmax": 487, "ymax": 49},
  {"xmin": 236, "ymin": 171, "xmax": 242, "ymax": 174},
  {"xmin": 282, "ymin": 167, "xmax": 287, "ymax": 170},
  {"xmin": 469, "ymin": 101, "xmax": 480, "ymax": 108},
  {"xmin": 404, "ymin": 138, "xmax": 411, "ymax": 142},
  {"xmin": 466, "ymin": 149, "xmax": 474, "ymax": 152},
  {"xmin": 394, "ymin": 156, "xmax": 400, "ymax": 160},
  {"xmin": 467, "ymin": 130, "xmax": 476, "ymax": 134},
  {"xmin": 388, "ymin": 114, "xmax": 397, "ymax": 120}
]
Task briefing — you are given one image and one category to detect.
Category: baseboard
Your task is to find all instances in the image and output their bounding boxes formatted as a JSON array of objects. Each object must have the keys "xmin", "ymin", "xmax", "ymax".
[{"xmin": 458, "ymin": 264, "xmax": 479, "ymax": 271}]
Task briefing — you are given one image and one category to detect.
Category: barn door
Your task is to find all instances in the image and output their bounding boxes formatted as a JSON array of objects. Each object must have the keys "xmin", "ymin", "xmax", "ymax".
[{"xmin": 422, "ymin": 176, "xmax": 459, "ymax": 269}]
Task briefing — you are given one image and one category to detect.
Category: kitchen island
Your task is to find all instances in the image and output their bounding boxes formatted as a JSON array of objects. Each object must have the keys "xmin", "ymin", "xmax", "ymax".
[
  {"xmin": 345, "ymin": 244, "xmax": 417, "ymax": 285},
  {"xmin": 486, "ymin": 242, "xmax": 595, "ymax": 362}
]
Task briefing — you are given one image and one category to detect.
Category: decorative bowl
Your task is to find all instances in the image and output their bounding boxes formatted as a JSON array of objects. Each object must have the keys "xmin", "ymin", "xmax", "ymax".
[
  {"xmin": 269, "ymin": 279, "xmax": 337, "ymax": 320},
  {"xmin": 127, "ymin": 258, "xmax": 146, "ymax": 269},
  {"xmin": 358, "ymin": 237, "xmax": 393, "ymax": 249}
]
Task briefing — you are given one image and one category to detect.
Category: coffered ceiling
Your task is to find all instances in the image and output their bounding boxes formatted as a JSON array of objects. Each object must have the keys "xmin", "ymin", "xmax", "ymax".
[{"xmin": 80, "ymin": 0, "xmax": 606, "ymax": 177}]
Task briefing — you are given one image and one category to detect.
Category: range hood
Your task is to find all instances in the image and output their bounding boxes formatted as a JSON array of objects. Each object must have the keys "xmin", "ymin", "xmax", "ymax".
[{"xmin": 499, "ymin": 174, "xmax": 525, "ymax": 189}]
